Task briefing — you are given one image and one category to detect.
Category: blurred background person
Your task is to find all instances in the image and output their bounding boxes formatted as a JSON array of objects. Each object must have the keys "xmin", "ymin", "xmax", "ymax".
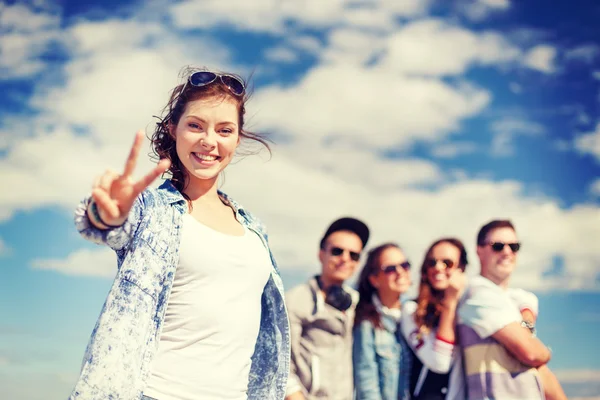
[
  {"xmin": 352, "ymin": 243, "xmax": 412, "ymax": 400},
  {"xmin": 285, "ymin": 217, "xmax": 369, "ymax": 400},
  {"xmin": 401, "ymin": 238, "xmax": 468, "ymax": 400},
  {"xmin": 458, "ymin": 220, "xmax": 563, "ymax": 400}
]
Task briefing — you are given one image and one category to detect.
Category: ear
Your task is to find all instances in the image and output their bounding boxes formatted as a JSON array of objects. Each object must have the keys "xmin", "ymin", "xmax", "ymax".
[
  {"xmin": 476, "ymin": 245, "xmax": 484, "ymax": 260},
  {"xmin": 168, "ymin": 121, "xmax": 177, "ymax": 139},
  {"xmin": 318, "ymin": 249, "xmax": 326, "ymax": 266},
  {"xmin": 368, "ymin": 274, "xmax": 379, "ymax": 289}
]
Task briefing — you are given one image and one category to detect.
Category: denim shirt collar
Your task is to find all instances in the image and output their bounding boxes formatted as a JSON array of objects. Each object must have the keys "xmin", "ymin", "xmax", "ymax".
[
  {"xmin": 158, "ymin": 179, "xmax": 247, "ymax": 216},
  {"xmin": 372, "ymin": 294, "xmax": 402, "ymax": 333}
]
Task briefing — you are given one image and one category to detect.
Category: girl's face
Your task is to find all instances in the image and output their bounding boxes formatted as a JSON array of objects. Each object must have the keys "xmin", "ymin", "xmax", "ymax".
[
  {"xmin": 369, "ymin": 247, "xmax": 411, "ymax": 298},
  {"xmin": 172, "ymin": 96, "xmax": 240, "ymax": 188},
  {"xmin": 425, "ymin": 242, "xmax": 461, "ymax": 291}
]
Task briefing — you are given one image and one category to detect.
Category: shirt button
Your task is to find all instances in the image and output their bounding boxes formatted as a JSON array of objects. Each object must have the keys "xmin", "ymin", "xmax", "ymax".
[{"xmin": 441, "ymin": 387, "xmax": 448, "ymax": 394}]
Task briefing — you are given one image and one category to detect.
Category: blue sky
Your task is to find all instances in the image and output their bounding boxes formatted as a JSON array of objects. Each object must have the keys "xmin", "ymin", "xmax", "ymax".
[{"xmin": 1, "ymin": 0, "xmax": 599, "ymax": 398}]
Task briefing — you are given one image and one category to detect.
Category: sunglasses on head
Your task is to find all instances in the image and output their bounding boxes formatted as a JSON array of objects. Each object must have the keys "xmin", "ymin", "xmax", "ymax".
[
  {"xmin": 487, "ymin": 242, "xmax": 521, "ymax": 253},
  {"xmin": 381, "ymin": 262, "xmax": 411, "ymax": 274},
  {"xmin": 329, "ymin": 246, "xmax": 361, "ymax": 262},
  {"xmin": 188, "ymin": 71, "xmax": 245, "ymax": 96},
  {"xmin": 425, "ymin": 258, "xmax": 456, "ymax": 269}
]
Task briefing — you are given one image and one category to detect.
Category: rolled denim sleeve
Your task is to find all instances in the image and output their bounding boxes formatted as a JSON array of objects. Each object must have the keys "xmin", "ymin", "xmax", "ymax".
[
  {"xmin": 74, "ymin": 193, "xmax": 144, "ymax": 251},
  {"xmin": 353, "ymin": 321, "xmax": 382, "ymax": 400}
]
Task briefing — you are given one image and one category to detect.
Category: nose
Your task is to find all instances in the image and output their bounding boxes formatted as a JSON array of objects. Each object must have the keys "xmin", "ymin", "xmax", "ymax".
[
  {"xmin": 501, "ymin": 244, "xmax": 513, "ymax": 255},
  {"xmin": 433, "ymin": 260, "xmax": 445, "ymax": 271},
  {"xmin": 200, "ymin": 128, "xmax": 217, "ymax": 150},
  {"xmin": 340, "ymin": 250, "xmax": 351, "ymax": 262}
]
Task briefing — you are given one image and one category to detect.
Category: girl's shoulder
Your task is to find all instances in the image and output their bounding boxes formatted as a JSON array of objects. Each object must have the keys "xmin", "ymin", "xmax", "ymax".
[{"xmin": 401, "ymin": 299, "xmax": 418, "ymax": 317}]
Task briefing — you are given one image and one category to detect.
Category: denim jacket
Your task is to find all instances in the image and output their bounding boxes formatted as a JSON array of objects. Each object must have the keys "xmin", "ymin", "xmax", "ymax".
[
  {"xmin": 352, "ymin": 297, "xmax": 411, "ymax": 400},
  {"xmin": 69, "ymin": 180, "xmax": 290, "ymax": 400}
]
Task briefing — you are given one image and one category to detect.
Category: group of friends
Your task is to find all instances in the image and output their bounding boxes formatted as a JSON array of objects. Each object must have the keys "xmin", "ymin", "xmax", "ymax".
[
  {"xmin": 67, "ymin": 67, "xmax": 564, "ymax": 400},
  {"xmin": 284, "ymin": 216, "xmax": 567, "ymax": 400}
]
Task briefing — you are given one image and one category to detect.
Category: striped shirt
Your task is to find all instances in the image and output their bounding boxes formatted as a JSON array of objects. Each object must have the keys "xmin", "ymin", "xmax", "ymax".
[{"xmin": 457, "ymin": 276, "xmax": 544, "ymax": 400}]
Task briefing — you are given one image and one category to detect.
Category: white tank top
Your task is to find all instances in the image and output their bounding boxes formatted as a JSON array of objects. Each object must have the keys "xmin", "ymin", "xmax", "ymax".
[{"xmin": 144, "ymin": 213, "xmax": 272, "ymax": 400}]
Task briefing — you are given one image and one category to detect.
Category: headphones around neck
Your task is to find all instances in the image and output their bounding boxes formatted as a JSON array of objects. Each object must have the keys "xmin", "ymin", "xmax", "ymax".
[{"xmin": 316, "ymin": 275, "xmax": 353, "ymax": 312}]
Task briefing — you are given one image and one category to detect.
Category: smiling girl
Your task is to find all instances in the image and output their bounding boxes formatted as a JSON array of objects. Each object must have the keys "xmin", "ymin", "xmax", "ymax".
[
  {"xmin": 352, "ymin": 243, "xmax": 413, "ymax": 400},
  {"xmin": 400, "ymin": 238, "xmax": 468, "ymax": 400},
  {"xmin": 69, "ymin": 68, "xmax": 290, "ymax": 400}
]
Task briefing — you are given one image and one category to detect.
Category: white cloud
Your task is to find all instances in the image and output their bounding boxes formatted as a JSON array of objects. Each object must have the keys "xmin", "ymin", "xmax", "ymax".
[
  {"xmin": 461, "ymin": 0, "xmax": 511, "ymax": 22},
  {"xmin": 574, "ymin": 123, "xmax": 600, "ymax": 163},
  {"xmin": 264, "ymin": 47, "xmax": 299, "ymax": 64},
  {"xmin": 0, "ymin": 2, "xmax": 58, "ymax": 32},
  {"xmin": 523, "ymin": 45, "xmax": 557, "ymax": 73},
  {"xmin": 490, "ymin": 118, "xmax": 545, "ymax": 156},
  {"xmin": 169, "ymin": 0, "xmax": 429, "ymax": 33},
  {"xmin": 593, "ymin": 71, "xmax": 600, "ymax": 80},
  {"xmin": 380, "ymin": 19, "xmax": 520, "ymax": 76},
  {"xmin": 288, "ymin": 35, "xmax": 323, "ymax": 54},
  {"xmin": 31, "ymin": 248, "xmax": 115, "ymax": 278},
  {"xmin": 252, "ymin": 64, "xmax": 490, "ymax": 149},
  {"xmin": 0, "ymin": 3, "xmax": 61, "ymax": 79},
  {"xmin": 565, "ymin": 44, "xmax": 600, "ymax": 63},
  {"xmin": 431, "ymin": 141, "xmax": 478, "ymax": 158}
]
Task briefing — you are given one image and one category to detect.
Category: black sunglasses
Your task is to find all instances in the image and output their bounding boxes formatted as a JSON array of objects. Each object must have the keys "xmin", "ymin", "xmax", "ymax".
[
  {"xmin": 188, "ymin": 71, "xmax": 245, "ymax": 96},
  {"xmin": 487, "ymin": 242, "xmax": 521, "ymax": 253},
  {"xmin": 382, "ymin": 262, "xmax": 411, "ymax": 274},
  {"xmin": 329, "ymin": 246, "xmax": 361, "ymax": 262},
  {"xmin": 425, "ymin": 258, "xmax": 456, "ymax": 269}
]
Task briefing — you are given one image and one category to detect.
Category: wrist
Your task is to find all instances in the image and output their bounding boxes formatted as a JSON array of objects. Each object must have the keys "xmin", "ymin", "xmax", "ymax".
[
  {"xmin": 442, "ymin": 297, "xmax": 459, "ymax": 308},
  {"xmin": 87, "ymin": 199, "xmax": 122, "ymax": 230},
  {"xmin": 521, "ymin": 320, "xmax": 536, "ymax": 337}
]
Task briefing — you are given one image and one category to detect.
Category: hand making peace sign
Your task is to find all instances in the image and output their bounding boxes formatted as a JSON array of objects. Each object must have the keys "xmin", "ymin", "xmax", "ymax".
[{"xmin": 88, "ymin": 131, "xmax": 171, "ymax": 228}]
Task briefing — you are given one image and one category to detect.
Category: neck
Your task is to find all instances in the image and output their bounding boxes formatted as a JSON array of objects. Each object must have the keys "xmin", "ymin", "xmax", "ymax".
[
  {"xmin": 319, "ymin": 274, "xmax": 342, "ymax": 292},
  {"xmin": 183, "ymin": 176, "xmax": 220, "ymax": 204},
  {"xmin": 481, "ymin": 272, "xmax": 510, "ymax": 289},
  {"xmin": 377, "ymin": 291, "xmax": 401, "ymax": 309}
]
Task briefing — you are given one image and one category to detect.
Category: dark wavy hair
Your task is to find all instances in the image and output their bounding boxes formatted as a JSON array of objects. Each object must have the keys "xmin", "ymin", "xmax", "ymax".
[
  {"xmin": 354, "ymin": 243, "xmax": 402, "ymax": 330},
  {"xmin": 414, "ymin": 238, "xmax": 468, "ymax": 334},
  {"xmin": 149, "ymin": 66, "xmax": 271, "ymax": 205}
]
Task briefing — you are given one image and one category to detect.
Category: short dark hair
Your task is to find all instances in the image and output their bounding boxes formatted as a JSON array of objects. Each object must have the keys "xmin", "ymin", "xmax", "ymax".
[
  {"xmin": 476, "ymin": 220, "xmax": 516, "ymax": 246},
  {"xmin": 319, "ymin": 217, "xmax": 370, "ymax": 249}
]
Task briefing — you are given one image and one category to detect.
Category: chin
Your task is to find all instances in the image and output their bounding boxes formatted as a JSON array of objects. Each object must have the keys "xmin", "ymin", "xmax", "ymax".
[
  {"xmin": 330, "ymin": 272, "xmax": 351, "ymax": 283},
  {"xmin": 431, "ymin": 283, "xmax": 449, "ymax": 291}
]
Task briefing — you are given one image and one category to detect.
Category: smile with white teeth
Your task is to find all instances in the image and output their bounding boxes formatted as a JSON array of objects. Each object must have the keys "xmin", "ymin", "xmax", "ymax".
[
  {"xmin": 434, "ymin": 273, "xmax": 446, "ymax": 280},
  {"xmin": 194, "ymin": 153, "xmax": 219, "ymax": 161}
]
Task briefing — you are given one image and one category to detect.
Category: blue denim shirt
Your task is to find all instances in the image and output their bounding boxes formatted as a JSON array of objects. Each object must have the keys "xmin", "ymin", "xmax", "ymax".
[
  {"xmin": 69, "ymin": 180, "xmax": 290, "ymax": 400},
  {"xmin": 353, "ymin": 315, "xmax": 411, "ymax": 400}
]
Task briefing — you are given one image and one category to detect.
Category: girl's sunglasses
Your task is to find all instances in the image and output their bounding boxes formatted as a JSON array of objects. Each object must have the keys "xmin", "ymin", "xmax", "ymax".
[
  {"xmin": 425, "ymin": 258, "xmax": 455, "ymax": 269},
  {"xmin": 329, "ymin": 246, "xmax": 361, "ymax": 262},
  {"xmin": 381, "ymin": 262, "xmax": 411, "ymax": 274},
  {"xmin": 487, "ymin": 242, "xmax": 521, "ymax": 253},
  {"xmin": 188, "ymin": 71, "xmax": 245, "ymax": 96}
]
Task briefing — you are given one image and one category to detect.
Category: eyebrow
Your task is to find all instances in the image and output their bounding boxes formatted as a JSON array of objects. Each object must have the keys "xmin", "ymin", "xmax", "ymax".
[{"xmin": 185, "ymin": 115, "xmax": 237, "ymax": 127}]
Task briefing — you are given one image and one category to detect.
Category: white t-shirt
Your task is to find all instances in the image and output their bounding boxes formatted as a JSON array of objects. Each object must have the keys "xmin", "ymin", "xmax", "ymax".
[
  {"xmin": 144, "ymin": 214, "xmax": 273, "ymax": 400},
  {"xmin": 458, "ymin": 276, "xmax": 544, "ymax": 400},
  {"xmin": 401, "ymin": 278, "xmax": 540, "ymax": 400},
  {"xmin": 459, "ymin": 276, "xmax": 525, "ymax": 338}
]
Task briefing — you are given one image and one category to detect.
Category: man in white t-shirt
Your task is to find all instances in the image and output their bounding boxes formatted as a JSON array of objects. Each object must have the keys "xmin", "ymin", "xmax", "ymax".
[{"xmin": 458, "ymin": 219, "xmax": 564, "ymax": 400}]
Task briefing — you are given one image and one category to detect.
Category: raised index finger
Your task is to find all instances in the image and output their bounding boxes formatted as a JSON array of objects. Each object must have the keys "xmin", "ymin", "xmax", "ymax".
[{"xmin": 123, "ymin": 131, "xmax": 145, "ymax": 178}]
